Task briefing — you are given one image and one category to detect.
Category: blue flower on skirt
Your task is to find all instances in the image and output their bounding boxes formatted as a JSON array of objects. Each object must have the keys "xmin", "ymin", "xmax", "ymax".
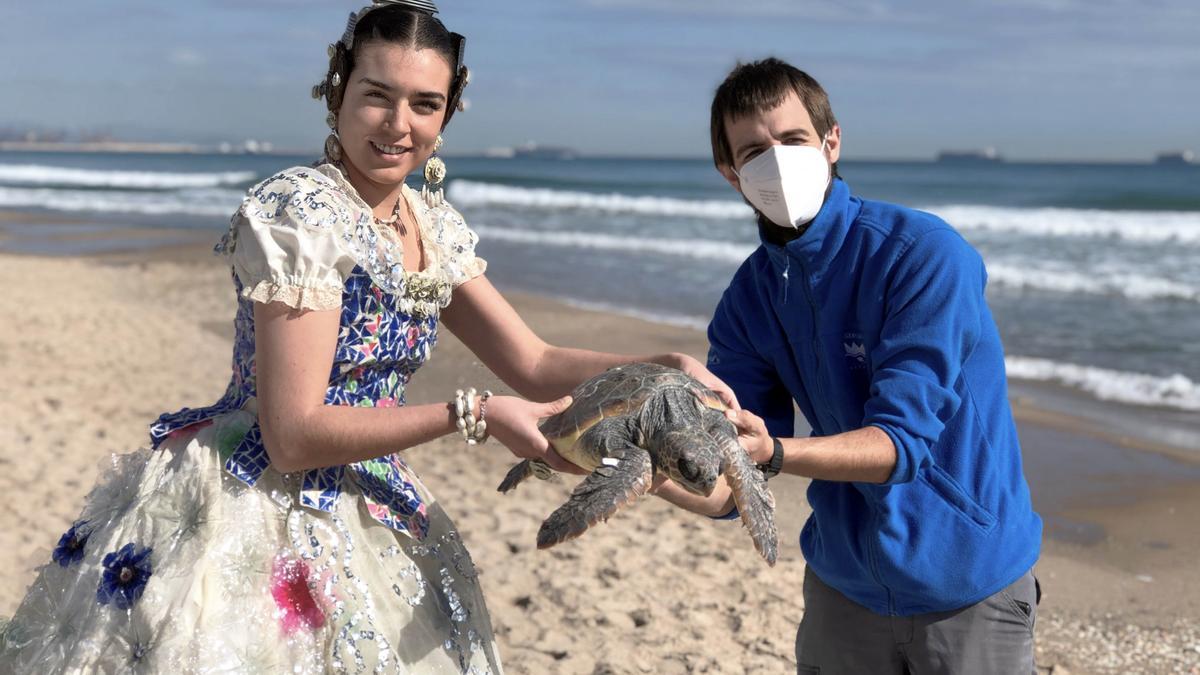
[
  {"xmin": 51, "ymin": 520, "xmax": 91, "ymax": 568},
  {"xmin": 97, "ymin": 543, "xmax": 153, "ymax": 610}
]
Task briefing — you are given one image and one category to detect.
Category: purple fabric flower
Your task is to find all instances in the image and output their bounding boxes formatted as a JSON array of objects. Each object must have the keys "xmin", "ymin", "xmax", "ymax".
[
  {"xmin": 97, "ymin": 543, "xmax": 153, "ymax": 610},
  {"xmin": 51, "ymin": 520, "xmax": 91, "ymax": 568}
]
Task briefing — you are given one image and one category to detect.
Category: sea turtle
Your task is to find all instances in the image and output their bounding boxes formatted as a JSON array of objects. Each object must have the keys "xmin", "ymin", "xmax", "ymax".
[{"xmin": 498, "ymin": 362, "xmax": 778, "ymax": 565}]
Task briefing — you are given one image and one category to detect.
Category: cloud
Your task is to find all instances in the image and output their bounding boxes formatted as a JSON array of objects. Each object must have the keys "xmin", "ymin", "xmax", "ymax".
[
  {"xmin": 583, "ymin": 0, "xmax": 897, "ymax": 20},
  {"xmin": 169, "ymin": 48, "xmax": 206, "ymax": 67}
]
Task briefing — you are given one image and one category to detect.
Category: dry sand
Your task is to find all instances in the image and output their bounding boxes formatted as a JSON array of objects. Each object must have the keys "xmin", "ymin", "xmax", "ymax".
[{"xmin": 1, "ymin": 237, "xmax": 1198, "ymax": 674}]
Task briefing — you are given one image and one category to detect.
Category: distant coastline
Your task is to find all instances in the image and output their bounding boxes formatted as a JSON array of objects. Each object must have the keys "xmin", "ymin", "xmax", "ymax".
[
  {"xmin": 0, "ymin": 141, "xmax": 309, "ymax": 156},
  {"xmin": 1155, "ymin": 150, "xmax": 1196, "ymax": 165},
  {"xmin": 936, "ymin": 147, "xmax": 1003, "ymax": 163},
  {"xmin": 0, "ymin": 141, "xmax": 204, "ymax": 154},
  {"xmin": 2, "ymin": 142, "xmax": 1198, "ymax": 166}
]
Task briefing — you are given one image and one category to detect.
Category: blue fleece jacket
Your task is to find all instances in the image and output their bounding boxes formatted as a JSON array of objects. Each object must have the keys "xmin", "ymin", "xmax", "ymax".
[{"xmin": 706, "ymin": 178, "xmax": 1041, "ymax": 616}]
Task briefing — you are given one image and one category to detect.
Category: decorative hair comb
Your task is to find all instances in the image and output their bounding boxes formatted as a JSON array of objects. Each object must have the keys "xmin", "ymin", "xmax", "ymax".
[{"xmin": 341, "ymin": 0, "xmax": 441, "ymax": 50}]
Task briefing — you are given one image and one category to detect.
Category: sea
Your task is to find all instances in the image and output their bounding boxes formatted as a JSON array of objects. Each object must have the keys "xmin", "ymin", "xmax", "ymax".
[{"xmin": 1, "ymin": 151, "xmax": 1198, "ymax": 448}]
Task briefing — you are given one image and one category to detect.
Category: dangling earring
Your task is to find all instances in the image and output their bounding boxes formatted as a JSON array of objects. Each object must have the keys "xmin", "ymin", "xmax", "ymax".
[
  {"xmin": 323, "ymin": 110, "xmax": 342, "ymax": 163},
  {"xmin": 422, "ymin": 135, "xmax": 447, "ymax": 207}
]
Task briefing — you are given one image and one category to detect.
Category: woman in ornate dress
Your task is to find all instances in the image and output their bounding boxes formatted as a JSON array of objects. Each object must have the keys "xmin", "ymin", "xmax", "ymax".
[{"xmin": 0, "ymin": 2, "xmax": 732, "ymax": 673}]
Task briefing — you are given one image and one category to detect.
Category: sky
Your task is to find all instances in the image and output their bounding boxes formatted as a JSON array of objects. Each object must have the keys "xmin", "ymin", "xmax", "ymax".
[{"xmin": 1, "ymin": 0, "xmax": 1197, "ymax": 161}]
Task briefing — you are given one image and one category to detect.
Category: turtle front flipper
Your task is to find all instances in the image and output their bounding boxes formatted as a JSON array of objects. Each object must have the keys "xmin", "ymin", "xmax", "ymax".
[
  {"xmin": 708, "ymin": 415, "xmax": 778, "ymax": 566},
  {"xmin": 498, "ymin": 459, "xmax": 555, "ymax": 493},
  {"xmin": 536, "ymin": 446, "xmax": 653, "ymax": 549}
]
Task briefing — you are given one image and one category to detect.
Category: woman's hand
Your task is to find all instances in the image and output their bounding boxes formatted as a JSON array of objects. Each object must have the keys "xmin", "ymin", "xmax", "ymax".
[
  {"xmin": 656, "ymin": 352, "xmax": 740, "ymax": 411},
  {"xmin": 484, "ymin": 395, "xmax": 586, "ymax": 474}
]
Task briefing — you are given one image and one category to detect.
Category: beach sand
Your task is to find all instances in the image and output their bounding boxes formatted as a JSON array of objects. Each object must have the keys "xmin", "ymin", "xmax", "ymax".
[{"xmin": 1, "ymin": 228, "xmax": 1198, "ymax": 673}]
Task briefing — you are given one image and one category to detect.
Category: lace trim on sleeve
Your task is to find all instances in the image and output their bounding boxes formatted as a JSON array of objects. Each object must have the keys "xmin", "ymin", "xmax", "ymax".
[
  {"xmin": 454, "ymin": 254, "xmax": 487, "ymax": 286},
  {"xmin": 418, "ymin": 197, "xmax": 488, "ymax": 288},
  {"xmin": 240, "ymin": 279, "xmax": 343, "ymax": 312}
]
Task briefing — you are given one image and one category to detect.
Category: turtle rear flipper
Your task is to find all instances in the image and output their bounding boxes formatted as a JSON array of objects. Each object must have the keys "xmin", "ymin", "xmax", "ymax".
[
  {"xmin": 536, "ymin": 446, "xmax": 653, "ymax": 549},
  {"xmin": 497, "ymin": 459, "xmax": 555, "ymax": 493},
  {"xmin": 715, "ymin": 426, "xmax": 778, "ymax": 566}
]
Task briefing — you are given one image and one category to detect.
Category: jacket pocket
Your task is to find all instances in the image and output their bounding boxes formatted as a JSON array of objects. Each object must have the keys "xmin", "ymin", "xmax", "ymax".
[{"xmin": 918, "ymin": 464, "xmax": 997, "ymax": 532}]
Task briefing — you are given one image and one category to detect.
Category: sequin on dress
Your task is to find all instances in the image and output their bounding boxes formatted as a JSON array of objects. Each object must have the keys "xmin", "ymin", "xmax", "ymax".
[{"xmin": 0, "ymin": 164, "xmax": 502, "ymax": 674}]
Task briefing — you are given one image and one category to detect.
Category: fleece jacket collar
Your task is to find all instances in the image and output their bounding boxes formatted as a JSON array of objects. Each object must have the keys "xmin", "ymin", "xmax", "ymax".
[{"xmin": 759, "ymin": 178, "xmax": 861, "ymax": 286}]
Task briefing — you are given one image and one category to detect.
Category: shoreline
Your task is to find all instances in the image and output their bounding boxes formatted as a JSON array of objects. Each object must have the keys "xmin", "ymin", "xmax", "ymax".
[
  {"xmin": 5, "ymin": 211, "xmax": 1197, "ymax": 453},
  {"xmin": 1, "ymin": 233, "xmax": 1198, "ymax": 671}
]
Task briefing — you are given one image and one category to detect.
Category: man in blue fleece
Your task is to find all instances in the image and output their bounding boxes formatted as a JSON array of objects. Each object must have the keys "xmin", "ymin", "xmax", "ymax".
[{"xmin": 705, "ymin": 58, "xmax": 1043, "ymax": 673}]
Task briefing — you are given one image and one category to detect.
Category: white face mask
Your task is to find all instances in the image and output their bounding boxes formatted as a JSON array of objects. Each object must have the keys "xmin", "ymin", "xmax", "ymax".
[{"xmin": 735, "ymin": 139, "xmax": 830, "ymax": 229}]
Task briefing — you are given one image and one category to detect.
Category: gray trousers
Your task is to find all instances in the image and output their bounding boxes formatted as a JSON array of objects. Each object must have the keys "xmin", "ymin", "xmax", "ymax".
[{"xmin": 795, "ymin": 568, "xmax": 1038, "ymax": 674}]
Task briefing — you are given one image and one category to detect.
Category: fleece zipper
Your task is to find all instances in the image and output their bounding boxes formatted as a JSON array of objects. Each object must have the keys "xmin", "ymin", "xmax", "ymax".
[
  {"xmin": 794, "ymin": 254, "xmax": 834, "ymax": 432},
  {"xmin": 793, "ymin": 250, "xmax": 896, "ymax": 614}
]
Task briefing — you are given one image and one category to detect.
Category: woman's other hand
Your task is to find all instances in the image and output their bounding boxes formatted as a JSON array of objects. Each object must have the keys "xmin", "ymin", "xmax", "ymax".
[{"xmin": 485, "ymin": 395, "xmax": 586, "ymax": 474}]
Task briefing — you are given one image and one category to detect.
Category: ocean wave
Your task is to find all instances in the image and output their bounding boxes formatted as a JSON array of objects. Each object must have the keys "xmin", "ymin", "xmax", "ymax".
[
  {"xmin": 473, "ymin": 224, "xmax": 754, "ymax": 263},
  {"xmin": 0, "ymin": 164, "xmax": 257, "ymax": 189},
  {"xmin": 0, "ymin": 186, "xmax": 241, "ymax": 217},
  {"xmin": 928, "ymin": 205, "xmax": 1200, "ymax": 246},
  {"xmin": 1005, "ymin": 356, "xmax": 1200, "ymax": 411},
  {"xmin": 987, "ymin": 263, "xmax": 1200, "ymax": 303},
  {"xmin": 449, "ymin": 180, "xmax": 751, "ymax": 219},
  {"xmin": 553, "ymin": 297, "xmax": 711, "ymax": 332}
]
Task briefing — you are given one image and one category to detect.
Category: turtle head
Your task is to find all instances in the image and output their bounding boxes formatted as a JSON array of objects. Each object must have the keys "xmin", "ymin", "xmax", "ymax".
[{"xmin": 656, "ymin": 428, "xmax": 723, "ymax": 496}]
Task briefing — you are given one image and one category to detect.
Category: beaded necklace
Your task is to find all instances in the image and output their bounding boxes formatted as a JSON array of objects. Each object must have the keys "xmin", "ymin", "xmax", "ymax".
[{"xmin": 374, "ymin": 192, "xmax": 416, "ymax": 238}]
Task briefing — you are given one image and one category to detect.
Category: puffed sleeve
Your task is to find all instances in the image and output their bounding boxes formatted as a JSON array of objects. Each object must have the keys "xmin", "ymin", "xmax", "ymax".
[
  {"xmin": 224, "ymin": 168, "xmax": 359, "ymax": 311},
  {"xmin": 422, "ymin": 194, "xmax": 488, "ymax": 288}
]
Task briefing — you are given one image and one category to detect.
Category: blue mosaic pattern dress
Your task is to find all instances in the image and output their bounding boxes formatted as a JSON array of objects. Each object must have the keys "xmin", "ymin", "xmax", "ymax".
[{"xmin": 0, "ymin": 164, "xmax": 502, "ymax": 674}]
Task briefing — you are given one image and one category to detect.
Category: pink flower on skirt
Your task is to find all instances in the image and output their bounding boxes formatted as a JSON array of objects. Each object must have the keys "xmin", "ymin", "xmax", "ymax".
[
  {"xmin": 166, "ymin": 419, "xmax": 213, "ymax": 441},
  {"xmin": 271, "ymin": 555, "xmax": 325, "ymax": 634}
]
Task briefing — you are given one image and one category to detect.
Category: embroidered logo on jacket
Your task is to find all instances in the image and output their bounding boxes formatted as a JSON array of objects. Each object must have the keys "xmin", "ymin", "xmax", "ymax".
[
  {"xmin": 843, "ymin": 331, "xmax": 867, "ymax": 370},
  {"xmin": 843, "ymin": 341, "xmax": 866, "ymax": 363}
]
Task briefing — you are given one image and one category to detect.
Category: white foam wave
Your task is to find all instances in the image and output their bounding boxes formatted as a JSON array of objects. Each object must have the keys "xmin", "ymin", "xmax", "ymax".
[
  {"xmin": 928, "ymin": 205, "xmax": 1200, "ymax": 246},
  {"xmin": 0, "ymin": 164, "xmax": 257, "ymax": 189},
  {"xmin": 987, "ymin": 263, "xmax": 1200, "ymax": 303},
  {"xmin": 1005, "ymin": 356, "xmax": 1200, "ymax": 411},
  {"xmin": 553, "ymin": 297, "xmax": 710, "ymax": 332},
  {"xmin": 474, "ymin": 224, "xmax": 755, "ymax": 263},
  {"xmin": 0, "ymin": 186, "xmax": 241, "ymax": 217},
  {"xmin": 449, "ymin": 180, "xmax": 751, "ymax": 219}
]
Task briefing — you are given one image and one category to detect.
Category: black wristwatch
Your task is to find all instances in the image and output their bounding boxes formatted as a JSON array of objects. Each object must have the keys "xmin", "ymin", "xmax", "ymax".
[{"xmin": 757, "ymin": 437, "xmax": 784, "ymax": 480}]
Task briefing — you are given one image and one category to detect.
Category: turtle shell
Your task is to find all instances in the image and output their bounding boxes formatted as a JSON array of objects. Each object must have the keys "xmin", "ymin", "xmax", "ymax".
[{"xmin": 539, "ymin": 362, "xmax": 726, "ymax": 452}]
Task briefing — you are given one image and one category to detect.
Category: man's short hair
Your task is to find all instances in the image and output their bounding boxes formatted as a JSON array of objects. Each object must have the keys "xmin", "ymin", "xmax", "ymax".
[{"xmin": 710, "ymin": 58, "xmax": 838, "ymax": 176}]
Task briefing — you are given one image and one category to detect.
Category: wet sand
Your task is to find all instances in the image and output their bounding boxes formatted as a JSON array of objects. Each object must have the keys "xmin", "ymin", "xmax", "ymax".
[{"xmin": 1, "ymin": 223, "xmax": 1197, "ymax": 673}]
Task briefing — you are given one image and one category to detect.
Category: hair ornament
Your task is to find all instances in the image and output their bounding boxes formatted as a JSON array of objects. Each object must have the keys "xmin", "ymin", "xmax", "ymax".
[{"xmin": 340, "ymin": 0, "xmax": 441, "ymax": 50}]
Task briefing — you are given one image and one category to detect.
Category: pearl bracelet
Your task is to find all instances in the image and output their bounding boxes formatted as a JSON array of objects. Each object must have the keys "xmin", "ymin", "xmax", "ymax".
[{"xmin": 453, "ymin": 388, "xmax": 492, "ymax": 445}]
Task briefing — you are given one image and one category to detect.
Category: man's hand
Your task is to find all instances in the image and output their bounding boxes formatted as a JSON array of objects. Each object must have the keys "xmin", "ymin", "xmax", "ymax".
[
  {"xmin": 725, "ymin": 408, "xmax": 773, "ymax": 464},
  {"xmin": 656, "ymin": 352, "xmax": 740, "ymax": 410}
]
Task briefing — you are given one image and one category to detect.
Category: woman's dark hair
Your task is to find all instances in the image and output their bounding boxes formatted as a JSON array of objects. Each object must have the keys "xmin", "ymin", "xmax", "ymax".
[
  {"xmin": 321, "ymin": 5, "xmax": 468, "ymax": 128},
  {"xmin": 710, "ymin": 58, "xmax": 838, "ymax": 178}
]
